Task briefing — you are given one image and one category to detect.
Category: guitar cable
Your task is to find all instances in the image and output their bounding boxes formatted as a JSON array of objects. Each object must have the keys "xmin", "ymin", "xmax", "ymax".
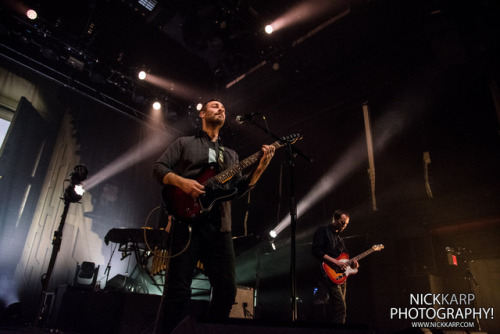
[
  {"xmin": 276, "ymin": 161, "xmax": 283, "ymax": 228},
  {"xmin": 243, "ymin": 190, "xmax": 250, "ymax": 236},
  {"xmin": 143, "ymin": 206, "xmax": 193, "ymax": 259}
]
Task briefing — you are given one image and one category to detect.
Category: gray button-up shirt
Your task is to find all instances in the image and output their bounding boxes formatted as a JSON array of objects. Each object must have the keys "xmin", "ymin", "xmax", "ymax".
[{"xmin": 153, "ymin": 130, "xmax": 249, "ymax": 232}]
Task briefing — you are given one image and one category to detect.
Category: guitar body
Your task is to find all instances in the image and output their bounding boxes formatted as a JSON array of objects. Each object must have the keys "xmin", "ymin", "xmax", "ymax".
[
  {"xmin": 161, "ymin": 134, "xmax": 303, "ymax": 222},
  {"xmin": 162, "ymin": 165, "xmax": 238, "ymax": 222},
  {"xmin": 322, "ymin": 253, "xmax": 359, "ymax": 285},
  {"xmin": 321, "ymin": 244, "xmax": 384, "ymax": 285}
]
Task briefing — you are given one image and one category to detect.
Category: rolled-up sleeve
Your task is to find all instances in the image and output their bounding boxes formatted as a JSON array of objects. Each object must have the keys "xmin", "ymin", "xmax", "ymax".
[{"xmin": 152, "ymin": 138, "xmax": 183, "ymax": 185}]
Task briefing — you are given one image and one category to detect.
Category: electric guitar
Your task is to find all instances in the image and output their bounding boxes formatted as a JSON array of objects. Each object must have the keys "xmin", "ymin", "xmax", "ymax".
[
  {"xmin": 322, "ymin": 244, "xmax": 384, "ymax": 284},
  {"xmin": 162, "ymin": 133, "xmax": 302, "ymax": 222}
]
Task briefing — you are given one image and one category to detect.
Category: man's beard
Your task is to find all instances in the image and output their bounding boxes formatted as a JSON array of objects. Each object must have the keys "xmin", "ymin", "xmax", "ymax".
[{"xmin": 206, "ymin": 116, "xmax": 225, "ymax": 127}]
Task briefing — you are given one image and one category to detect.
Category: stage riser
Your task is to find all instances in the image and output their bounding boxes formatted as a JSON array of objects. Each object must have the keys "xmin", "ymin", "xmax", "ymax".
[
  {"xmin": 55, "ymin": 290, "xmax": 163, "ymax": 334},
  {"xmin": 173, "ymin": 316, "xmax": 374, "ymax": 334},
  {"xmin": 53, "ymin": 289, "xmax": 377, "ymax": 334}
]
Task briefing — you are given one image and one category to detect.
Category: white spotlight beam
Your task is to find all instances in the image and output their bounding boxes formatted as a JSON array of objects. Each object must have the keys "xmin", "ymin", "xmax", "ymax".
[
  {"xmin": 273, "ymin": 137, "xmax": 366, "ymax": 236},
  {"xmin": 292, "ymin": 8, "xmax": 350, "ymax": 47},
  {"xmin": 272, "ymin": 107, "xmax": 411, "ymax": 237},
  {"xmin": 225, "ymin": 61, "xmax": 267, "ymax": 89},
  {"xmin": 227, "ymin": 1, "xmax": 348, "ymax": 89},
  {"xmin": 85, "ymin": 132, "xmax": 173, "ymax": 190},
  {"xmin": 145, "ymin": 74, "xmax": 209, "ymax": 102},
  {"xmin": 270, "ymin": 0, "xmax": 341, "ymax": 33}
]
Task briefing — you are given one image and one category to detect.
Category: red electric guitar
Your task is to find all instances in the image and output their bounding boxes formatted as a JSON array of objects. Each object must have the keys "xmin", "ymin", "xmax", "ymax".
[
  {"xmin": 162, "ymin": 133, "xmax": 302, "ymax": 222},
  {"xmin": 322, "ymin": 244, "xmax": 384, "ymax": 284}
]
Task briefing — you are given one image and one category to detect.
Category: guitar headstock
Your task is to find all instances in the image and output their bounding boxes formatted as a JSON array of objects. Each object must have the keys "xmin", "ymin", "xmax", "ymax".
[
  {"xmin": 279, "ymin": 133, "xmax": 303, "ymax": 145},
  {"xmin": 372, "ymin": 244, "xmax": 384, "ymax": 251}
]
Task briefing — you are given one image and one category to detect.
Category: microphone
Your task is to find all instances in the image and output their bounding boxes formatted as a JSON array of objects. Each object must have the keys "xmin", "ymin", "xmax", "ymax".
[{"xmin": 235, "ymin": 112, "xmax": 263, "ymax": 124}]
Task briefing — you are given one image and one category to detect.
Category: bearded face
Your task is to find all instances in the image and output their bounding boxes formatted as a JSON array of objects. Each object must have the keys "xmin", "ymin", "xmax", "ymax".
[{"xmin": 200, "ymin": 100, "xmax": 226, "ymax": 128}]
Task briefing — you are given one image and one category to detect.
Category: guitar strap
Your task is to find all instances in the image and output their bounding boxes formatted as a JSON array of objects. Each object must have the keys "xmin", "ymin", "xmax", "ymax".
[
  {"xmin": 338, "ymin": 235, "xmax": 347, "ymax": 254},
  {"xmin": 328, "ymin": 225, "xmax": 348, "ymax": 256},
  {"xmin": 215, "ymin": 142, "xmax": 225, "ymax": 168}
]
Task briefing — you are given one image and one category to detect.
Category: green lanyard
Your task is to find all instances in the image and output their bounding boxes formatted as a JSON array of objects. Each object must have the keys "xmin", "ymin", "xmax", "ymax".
[{"xmin": 214, "ymin": 142, "xmax": 225, "ymax": 168}]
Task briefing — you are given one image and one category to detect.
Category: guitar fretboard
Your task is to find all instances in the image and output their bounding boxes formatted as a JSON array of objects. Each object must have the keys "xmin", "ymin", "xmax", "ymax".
[
  {"xmin": 350, "ymin": 249, "xmax": 376, "ymax": 264},
  {"xmin": 213, "ymin": 141, "xmax": 283, "ymax": 184}
]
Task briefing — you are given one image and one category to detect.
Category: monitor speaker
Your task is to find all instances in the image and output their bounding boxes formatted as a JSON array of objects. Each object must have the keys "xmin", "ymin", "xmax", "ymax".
[{"xmin": 230, "ymin": 286, "xmax": 254, "ymax": 319}]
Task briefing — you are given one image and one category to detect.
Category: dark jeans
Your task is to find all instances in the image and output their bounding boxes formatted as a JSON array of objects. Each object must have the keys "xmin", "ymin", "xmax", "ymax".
[
  {"xmin": 163, "ymin": 219, "xmax": 236, "ymax": 333},
  {"xmin": 323, "ymin": 274, "xmax": 347, "ymax": 324}
]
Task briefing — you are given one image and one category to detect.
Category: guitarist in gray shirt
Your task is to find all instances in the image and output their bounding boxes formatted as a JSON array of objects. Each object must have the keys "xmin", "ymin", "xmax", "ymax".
[
  {"xmin": 153, "ymin": 99, "xmax": 274, "ymax": 333},
  {"xmin": 312, "ymin": 210, "xmax": 359, "ymax": 324}
]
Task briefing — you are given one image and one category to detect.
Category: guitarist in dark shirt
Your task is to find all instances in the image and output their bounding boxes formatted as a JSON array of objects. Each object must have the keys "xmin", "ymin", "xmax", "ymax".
[
  {"xmin": 311, "ymin": 210, "xmax": 359, "ymax": 324},
  {"xmin": 153, "ymin": 99, "xmax": 274, "ymax": 333}
]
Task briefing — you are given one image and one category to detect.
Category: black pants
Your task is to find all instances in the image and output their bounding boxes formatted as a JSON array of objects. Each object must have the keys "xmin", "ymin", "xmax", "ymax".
[
  {"xmin": 163, "ymin": 219, "xmax": 236, "ymax": 333},
  {"xmin": 323, "ymin": 274, "xmax": 347, "ymax": 324}
]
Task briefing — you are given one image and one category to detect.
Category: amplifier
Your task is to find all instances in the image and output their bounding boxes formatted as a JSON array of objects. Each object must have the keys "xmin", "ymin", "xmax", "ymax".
[{"xmin": 230, "ymin": 286, "xmax": 254, "ymax": 319}]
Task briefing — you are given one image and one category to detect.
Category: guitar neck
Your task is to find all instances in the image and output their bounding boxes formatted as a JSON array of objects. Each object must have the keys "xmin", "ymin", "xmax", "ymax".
[
  {"xmin": 349, "ymin": 248, "xmax": 375, "ymax": 264},
  {"xmin": 212, "ymin": 141, "xmax": 282, "ymax": 184}
]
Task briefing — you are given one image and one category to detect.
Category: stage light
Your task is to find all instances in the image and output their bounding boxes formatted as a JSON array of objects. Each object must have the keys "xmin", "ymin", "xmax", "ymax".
[
  {"xmin": 139, "ymin": 0, "xmax": 157, "ymax": 11},
  {"xmin": 264, "ymin": 1, "xmax": 348, "ymax": 43},
  {"xmin": 64, "ymin": 165, "xmax": 88, "ymax": 203},
  {"xmin": 67, "ymin": 56, "xmax": 85, "ymax": 71},
  {"xmin": 26, "ymin": 9, "xmax": 37, "ymax": 20},
  {"xmin": 78, "ymin": 261, "xmax": 96, "ymax": 279},
  {"xmin": 107, "ymin": 71, "xmax": 132, "ymax": 93},
  {"xmin": 74, "ymin": 262, "xmax": 100, "ymax": 290},
  {"xmin": 74, "ymin": 184, "xmax": 85, "ymax": 195},
  {"xmin": 69, "ymin": 164, "xmax": 89, "ymax": 186},
  {"xmin": 269, "ymin": 230, "xmax": 277, "ymax": 238},
  {"xmin": 131, "ymin": 87, "xmax": 148, "ymax": 105},
  {"xmin": 88, "ymin": 62, "xmax": 108, "ymax": 85},
  {"xmin": 153, "ymin": 101, "xmax": 162, "ymax": 110},
  {"xmin": 34, "ymin": 164, "xmax": 90, "ymax": 325},
  {"xmin": 263, "ymin": 239, "xmax": 277, "ymax": 255},
  {"xmin": 138, "ymin": 70, "xmax": 147, "ymax": 80},
  {"xmin": 40, "ymin": 48, "xmax": 58, "ymax": 61},
  {"xmin": 64, "ymin": 184, "xmax": 85, "ymax": 203},
  {"xmin": 196, "ymin": 103, "xmax": 203, "ymax": 111}
]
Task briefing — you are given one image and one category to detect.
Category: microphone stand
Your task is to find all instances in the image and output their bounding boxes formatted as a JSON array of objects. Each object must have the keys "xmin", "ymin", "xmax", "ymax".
[
  {"xmin": 287, "ymin": 144, "xmax": 299, "ymax": 322},
  {"xmin": 241, "ymin": 114, "xmax": 311, "ymax": 322},
  {"xmin": 33, "ymin": 197, "xmax": 71, "ymax": 327},
  {"xmin": 463, "ymin": 250, "xmax": 481, "ymax": 331},
  {"xmin": 33, "ymin": 165, "xmax": 88, "ymax": 327}
]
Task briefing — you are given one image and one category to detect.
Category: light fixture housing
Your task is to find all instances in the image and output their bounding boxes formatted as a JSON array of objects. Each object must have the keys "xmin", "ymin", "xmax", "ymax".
[
  {"xmin": 64, "ymin": 165, "xmax": 88, "ymax": 203},
  {"xmin": 269, "ymin": 230, "xmax": 277, "ymax": 238},
  {"xmin": 69, "ymin": 165, "xmax": 88, "ymax": 185},
  {"xmin": 64, "ymin": 185, "xmax": 84, "ymax": 203}
]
